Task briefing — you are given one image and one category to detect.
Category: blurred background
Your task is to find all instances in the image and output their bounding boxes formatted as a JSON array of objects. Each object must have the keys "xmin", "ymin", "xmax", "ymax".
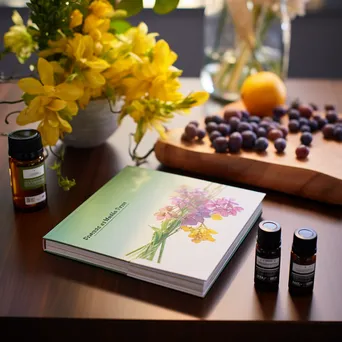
[{"xmin": 0, "ymin": 0, "xmax": 341, "ymax": 78}]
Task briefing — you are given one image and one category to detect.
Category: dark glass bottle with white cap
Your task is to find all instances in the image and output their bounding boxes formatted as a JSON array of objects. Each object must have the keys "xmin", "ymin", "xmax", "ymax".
[
  {"xmin": 8, "ymin": 129, "xmax": 47, "ymax": 211},
  {"xmin": 254, "ymin": 220, "xmax": 281, "ymax": 291},
  {"xmin": 289, "ymin": 228, "xmax": 317, "ymax": 295}
]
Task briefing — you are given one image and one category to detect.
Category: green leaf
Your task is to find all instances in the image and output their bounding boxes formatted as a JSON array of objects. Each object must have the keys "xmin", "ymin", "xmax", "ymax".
[
  {"xmin": 117, "ymin": 0, "xmax": 143, "ymax": 17},
  {"xmin": 153, "ymin": 0, "xmax": 179, "ymax": 14},
  {"xmin": 110, "ymin": 19, "xmax": 131, "ymax": 34}
]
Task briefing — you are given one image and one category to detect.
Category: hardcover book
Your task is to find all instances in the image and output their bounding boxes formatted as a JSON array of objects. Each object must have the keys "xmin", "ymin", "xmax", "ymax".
[{"xmin": 43, "ymin": 166, "xmax": 265, "ymax": 297}]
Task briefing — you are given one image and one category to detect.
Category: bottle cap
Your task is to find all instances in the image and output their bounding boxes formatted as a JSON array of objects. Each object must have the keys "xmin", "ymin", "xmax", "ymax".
[
  {"xmin": 292, "ymin": 228, "xmax": 317, "ymax": 256},
  {"xmin": 8, "ymin": 129, "xmax": 43, "ymax": 161},
  {"xmin": 257, "ymin": 220, "xmax": 281, "ymax": 249}
]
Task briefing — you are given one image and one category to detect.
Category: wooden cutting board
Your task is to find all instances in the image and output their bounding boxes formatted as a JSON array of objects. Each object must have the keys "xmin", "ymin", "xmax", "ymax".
[{"xmin": 155, "ymin": 102, "xmax": 342, "ymax": 205}]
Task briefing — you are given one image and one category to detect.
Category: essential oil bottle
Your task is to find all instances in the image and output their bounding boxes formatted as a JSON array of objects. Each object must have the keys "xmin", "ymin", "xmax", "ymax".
[
  {"xmin": 254, "ymin": 220, "xmax": 281, "ymax": 291},
  {"xmin": 8, "ymin": 129, "xmax": 47, "ymax": 211},
  {"xmin": 289, "ymin": 228, "xmax": 317, "ymax": 296}
]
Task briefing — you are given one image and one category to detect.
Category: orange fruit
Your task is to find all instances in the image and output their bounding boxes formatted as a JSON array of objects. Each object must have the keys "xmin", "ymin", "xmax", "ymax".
[{"xmin": 240, "ymin": 71, "xmax": 287, "ymax": 116}]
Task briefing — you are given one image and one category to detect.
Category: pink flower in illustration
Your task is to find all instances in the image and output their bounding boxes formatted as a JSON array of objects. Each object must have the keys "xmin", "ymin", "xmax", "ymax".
[
  {"xmin": 207, "ymin": 198, "xmax": 244, "ymax": 217},
  {"xmin": 154, "ymin": 206, "xmax": 176, "ymax": 221}
]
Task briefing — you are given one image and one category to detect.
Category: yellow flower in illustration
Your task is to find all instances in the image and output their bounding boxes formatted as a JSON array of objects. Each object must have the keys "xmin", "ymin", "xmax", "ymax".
[
  {"xmin": 181, "ymin": 225, "xmax": 218, "ymax": 243},
  {"xmin": 70, "ymin": 9, "xmax": 83, "ymax": 29},
  {"xmin": 16, "ymin": 58, "xmax": 83, "ymax": 145},
  {"xmin": 211, "ymin": 213, "xmax": 223, "ymax": 220},
  {"xmin": 4, "ymin": 10, "xmax": 37, "ymax": 63}
]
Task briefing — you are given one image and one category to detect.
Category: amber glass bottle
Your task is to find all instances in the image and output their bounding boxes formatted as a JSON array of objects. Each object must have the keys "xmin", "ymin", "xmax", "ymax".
[
  {"xmin": 254, "ymin": 220, "xmax": 281, "ymax": 291},
  {"xmin": 8, "ymin": 129, "xmax": 47, "ymax": 211},
  {"xmin": 289, "ymin": 228, "xmax": 317, "ymax": 296}
]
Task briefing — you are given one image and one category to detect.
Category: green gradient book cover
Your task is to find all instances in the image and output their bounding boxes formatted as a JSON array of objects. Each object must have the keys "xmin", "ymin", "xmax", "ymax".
[{"xmin": 43, "ymin": 166, "xmax": 265, "ymax": 285}]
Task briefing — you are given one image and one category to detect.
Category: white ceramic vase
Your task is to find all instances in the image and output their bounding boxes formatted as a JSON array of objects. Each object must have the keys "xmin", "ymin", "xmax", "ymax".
[{"xmin": 62, "ymin": 99, "xmax": 118, "ymax": 148}]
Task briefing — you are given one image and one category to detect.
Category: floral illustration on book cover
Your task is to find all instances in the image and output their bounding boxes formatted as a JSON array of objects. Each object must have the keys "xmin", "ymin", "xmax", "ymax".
[{"xmin": 126, "ymin": 183, "xmax": 244, "ymax": 263}]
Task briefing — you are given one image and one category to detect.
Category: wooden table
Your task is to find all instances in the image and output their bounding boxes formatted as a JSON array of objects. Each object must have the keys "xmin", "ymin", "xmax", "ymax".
[{"xmin": 1, "ymin": 79, "xmax": 342, "ymax": 339}]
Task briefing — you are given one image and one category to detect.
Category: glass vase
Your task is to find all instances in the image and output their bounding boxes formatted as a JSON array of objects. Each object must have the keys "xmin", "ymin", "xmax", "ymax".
[{"xmin": 201, "ymin": 0, "xmax": 291, "ymax": 102}]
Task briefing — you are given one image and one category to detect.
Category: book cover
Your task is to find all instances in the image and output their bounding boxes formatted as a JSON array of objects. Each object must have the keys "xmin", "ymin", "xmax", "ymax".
[{"xmin": 43, "ymin": 166, "xmax": 265, "ymax": 285}]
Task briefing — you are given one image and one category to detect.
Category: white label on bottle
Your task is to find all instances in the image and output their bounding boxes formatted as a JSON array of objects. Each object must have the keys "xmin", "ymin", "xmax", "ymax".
[
  {"xmin": 23, "ymin": 165, "xmax": 44, "ymax": 179},
  {"xmin": 256, "ymin": 256, "xmax": 280, "ymax": 268},
  {"xmin": 292, "ymin": 263, "xmax": 315, "ymax": 274},
  {"xmin": 25, "ymin": 192, "xmax": 46, "ymax": 205}
]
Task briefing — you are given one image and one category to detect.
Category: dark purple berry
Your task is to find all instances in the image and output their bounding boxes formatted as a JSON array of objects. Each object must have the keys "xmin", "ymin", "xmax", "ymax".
[
  {"xmin": 250, "ymin": 122, "xmax": 259, "ymax": 134},
  {"xmin": 229, "ymin": 117, "xmax": 240, "ymax": 132},
  {"xmin": 237, "ymin": 122, "xmax": 252, "ymax": 133},
  {"xmin": 313, "ymin": 114, "xmax": 321, "ymax": 121},
  {"xmin": 228, "ymin": 132, "xmax": 243, "ymax": 153},
  {"xmin": 209, "ymin": 130, "xmax": 222, "ymax": 142},
  {"xmin": 322, "ymin": 124, "xmax": 335, "ymax": 139},
  {"xmin": 211, "ymin": 115, "xmax": 224, "ymax": 124},
  {"xmin": 255, "ymin": 137, "xmax": 269, "ymax": 152},
  {"xmin": 181, "ymin": 133, "xmax": 191, "ymax": 142},
  {"xmin": 206, "ymin": 122, "xmax": 218, "ymax": 133},
  {"xmin": 300, "ymin": 132, "xmax": 313, "ymax": 146},
  {"xmin": 241, "ymin": 110, "xmax": 250, "ymax": 121},
  {"xmin": 218, "ymin": 123, "xmax": 231, "ymax": 136},
  {"xmin": 197, "ymin": 129, "xmax": 206, "ymax": 140},
  {"xmin": 213, "ymin": 137, "xmax": 228, "ymax": 153},
  {"xmin": 205, "ymin": 116, "xmax": 214, "ymax": 125},
  {"xmin": 296, "ymin": 145, "xmax": 310, "ymax": 160},
  {"xmin": 299, "ymin": 117, "xmax": 309, "ymax": 127},
  {"xmin": 249, "ymin": 116, "xmax": 261, "ymax": 124},
  {"xmin": 279, "ymin": 125, "xmax": 288, "ymax": 138},
  {"xmin": 259, "ymin": 120, "xmax": 271, "ymax": 131},
  {"xmin": 291, "ymin": 99, "xmax": 301, "ymax": 109},
  {"xmin": 317, "ymin": 117, "xmax": 328, "ymax": 129},
  {"xmin": 185, "ymin": 124, "xmax": 198, "ymax": 139},
  {"xmin": 257, "ymin": 127, "xmax": 267, "ymax": 137},
  {"xmin": 325, "ymin": 104, "xmax": 336, "ymax": 111},
  {"xmin": 224, "ymin": 109, "xmax": 242, "ymax": 122},
  {"xmin": 242, "ymin": 131, "xmax": 257, "ymax": 149},
  {"xmin": 268, "ymin": 129, "xmax": 284, "ymax": 141},
  {"xmin": 189, "ymin": 120, "xmax": 199, "ymax": 127},
  {"xmin": 337, "ymin": 118, "xmax": 342, "ymax": 125},
  {"xmin": 288, "ymin": 120, "xmax": 300, "ymax": 133},
  {"xmin": 273, "ymin": 106, "xmax": 287, "ymax": 120},
  {"xmin": 326, "ymin": 111, "xmax": 338, "ymax": 123},
  {"xmin": 334, "ymin": 126, "xmax": 342, "ymax": 142},
  {"xmin": 309, "ymin": 103, "xmax": 318, "ymax": 111},
  {"xmin": 274, "ymin": 138, "xmax": 287, "ymax": 153},
  {"xmin": 300, "ymin": 125, "xmax": 311, "ymax": 133},
  {"xmin": 308, "ymin": 120, "xmax": 318, "ymax": 132},
  {"xmin": 298, "ymin": 105, "xmax": 313, "ymax": 119},
  {"xmin": 288, "ymin": 109, "xmax": 300, "ymax": 121}
]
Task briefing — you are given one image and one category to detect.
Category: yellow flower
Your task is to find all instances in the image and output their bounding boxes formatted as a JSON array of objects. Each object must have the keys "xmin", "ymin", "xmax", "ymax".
[
  {"xmin": 16, "ymin": 58, "xmax": 83, "ymax": 145},
  {"xmin": 70, "ymin": 9, "xmax": 83, "ymax": 29},
  {"xmin": 190, "ymin": 91, "xmax": 210, "ymax": 106},
  {"xmin": 39, "ymin": 37, "xmax": 68, "ymax": 58},
  {"xmin": 4, "ymin": 10, "xmax": 37, "ymax": 63},
  {"xmin": 188, "ymin": 227, "xmax": 218, "ymax": 243},
  {"xmin": 65, "ymin": 33, "xmax": 110, "ymax": 108},
  {"xmin": 122, "ymin": 40, "xmax": 183, "ymax": 102},
  {"xmin": 211, "ymin": 213, "xmax": 223, "ymax": 220},
  {"xmin": 89, "ymin": 0, "xmax": 115, "ymax": 17},
  {"xmin": 124, "ymin": 22, "xmax": 158, "ymax": 56},
  {"xmin": 83, "ymin": 14, "xmax": 110, "ymax": 41}
]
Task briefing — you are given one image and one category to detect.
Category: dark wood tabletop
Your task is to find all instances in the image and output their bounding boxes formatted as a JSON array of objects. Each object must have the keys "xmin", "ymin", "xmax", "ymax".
[{"xmin": 1, "ymin": 79, "xmax": 342, "ymax": 340}]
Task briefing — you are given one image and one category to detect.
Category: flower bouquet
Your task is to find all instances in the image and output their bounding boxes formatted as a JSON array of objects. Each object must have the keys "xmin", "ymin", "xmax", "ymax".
[
  {"xmin": 126, "ymin": 183, "xmax": 243, "ymax": 263},
  {"xmin": 2, "ymin": 0, "xmax": 208, "ymax": 189}
]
